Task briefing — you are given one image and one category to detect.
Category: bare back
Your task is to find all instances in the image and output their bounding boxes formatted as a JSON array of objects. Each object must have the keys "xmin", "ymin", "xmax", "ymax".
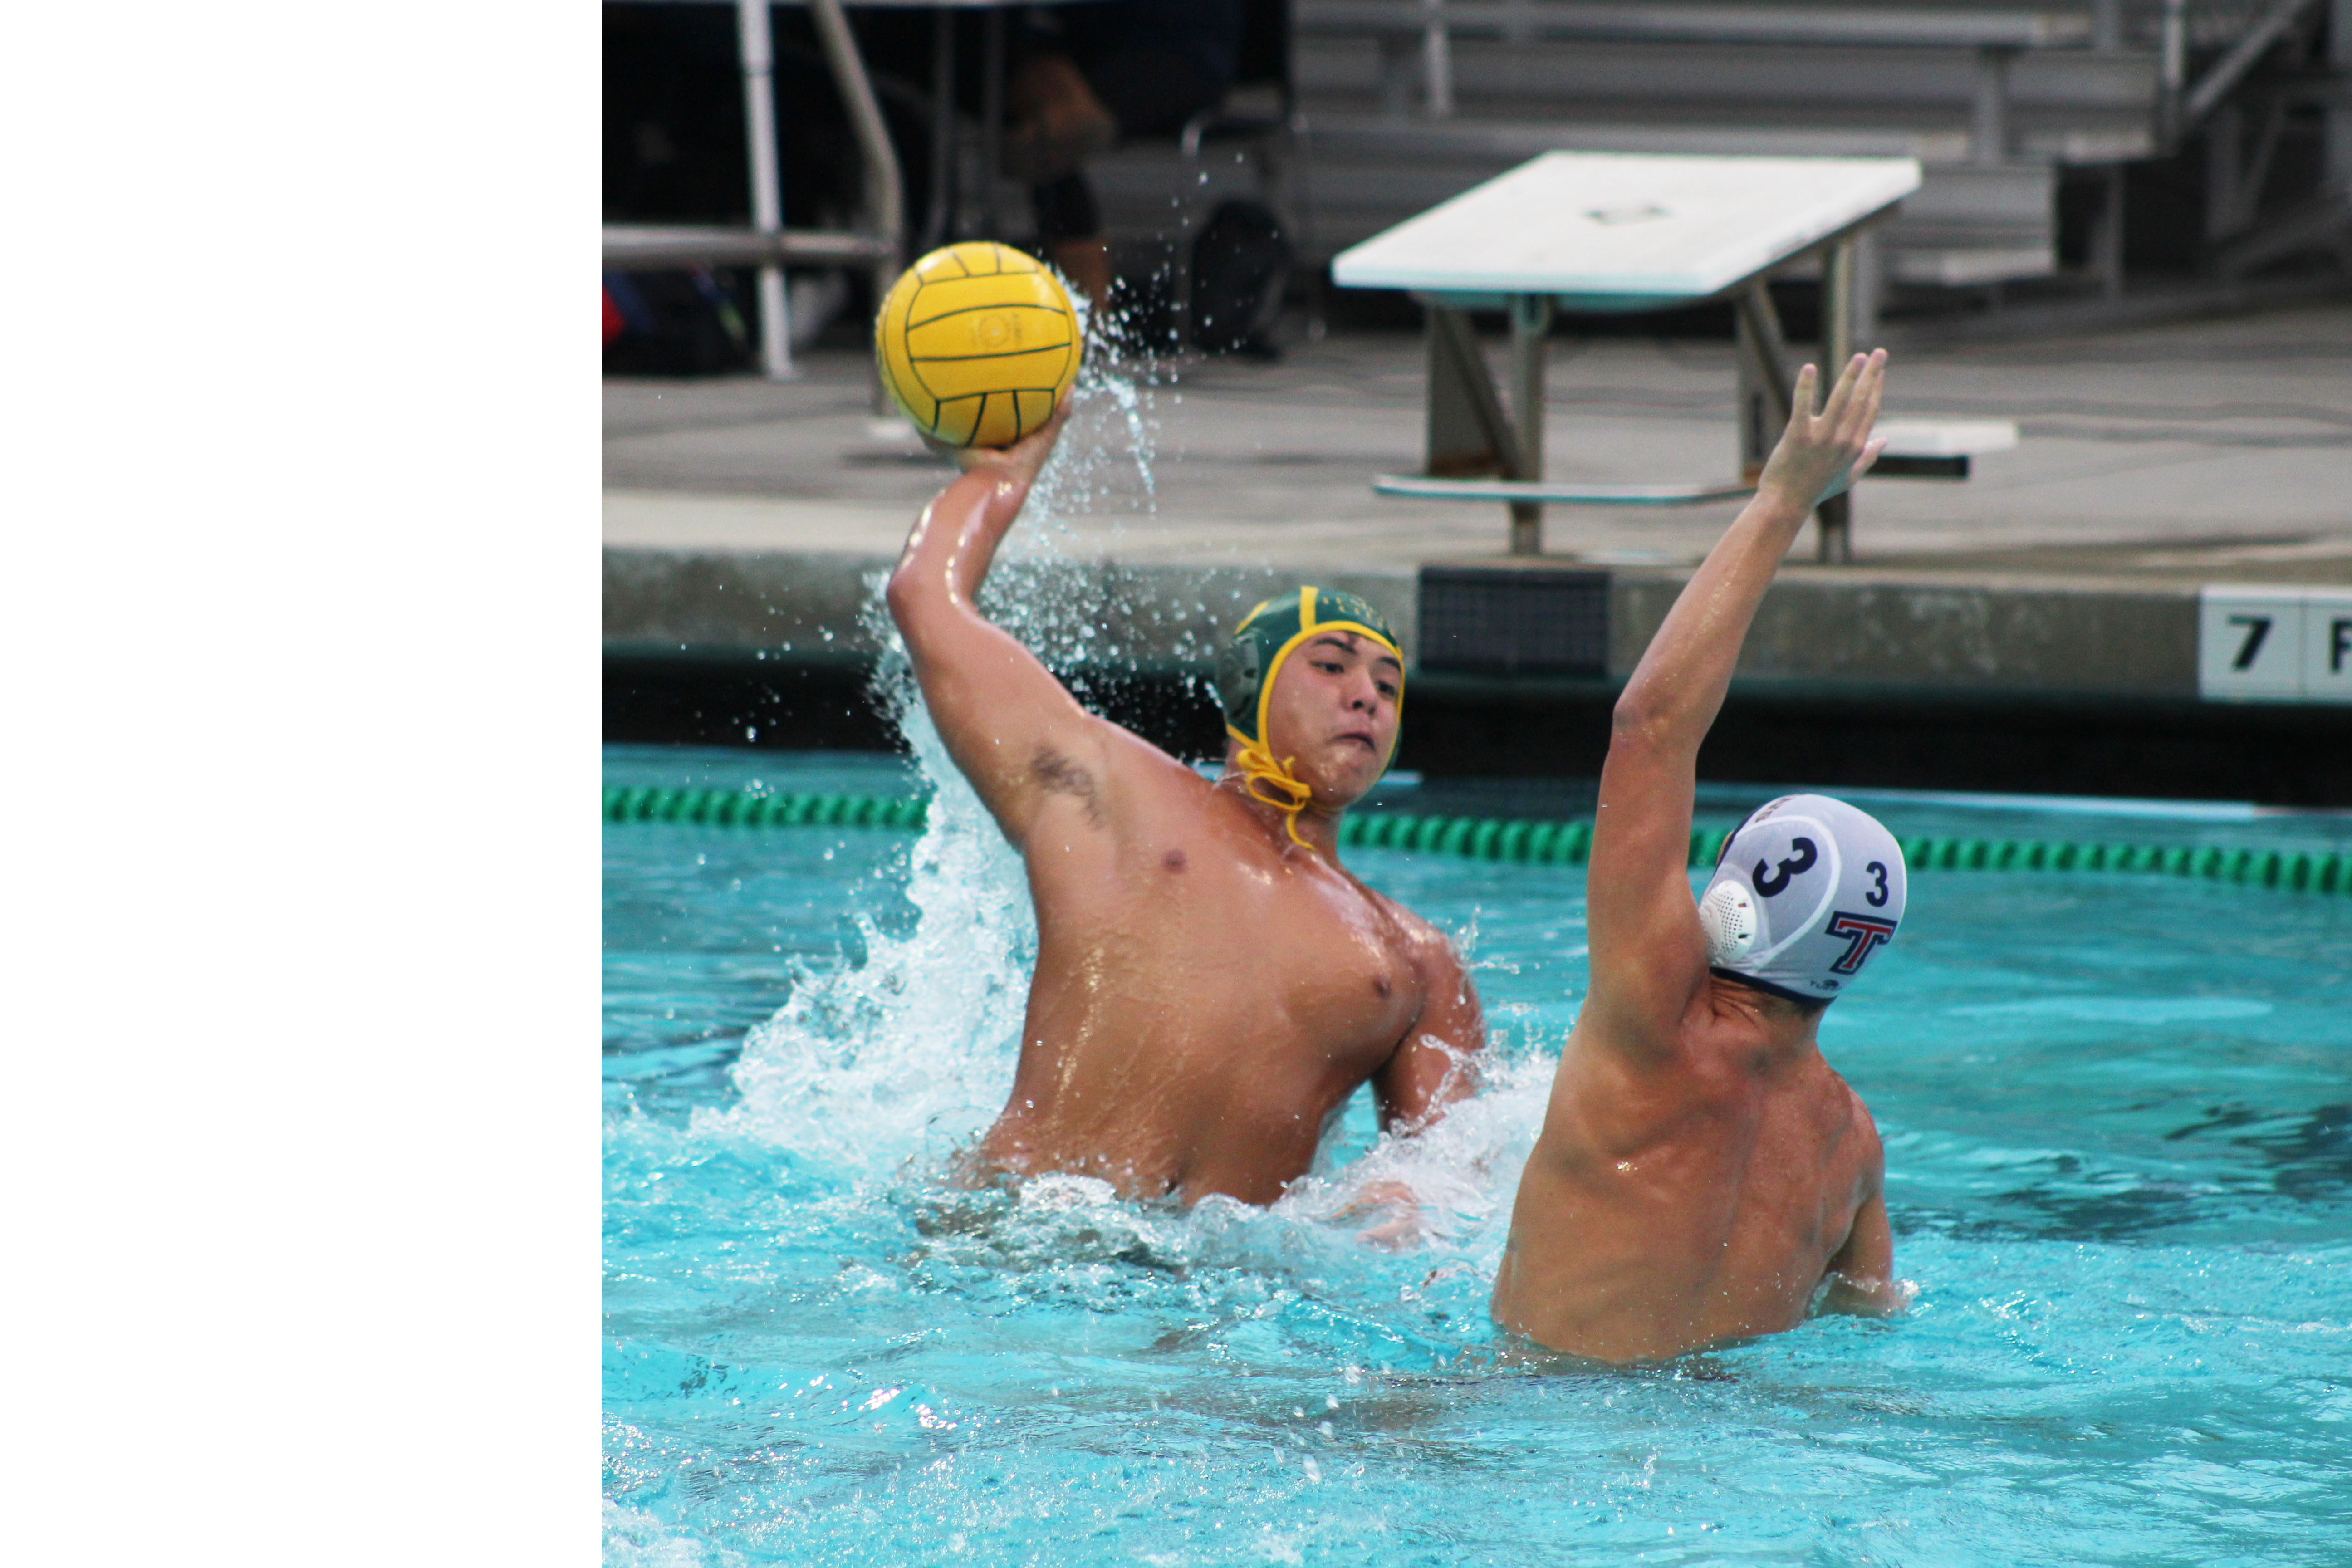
[{"xmin": 1493, "ymin": 981, "xmax": 1886, "ymax": 1359}]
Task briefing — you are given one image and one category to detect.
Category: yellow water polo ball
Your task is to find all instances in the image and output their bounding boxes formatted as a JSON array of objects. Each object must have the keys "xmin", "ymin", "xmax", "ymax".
[{"xmin": 874, "ymin": 241, "xmax": 1082, "ymax": 448}]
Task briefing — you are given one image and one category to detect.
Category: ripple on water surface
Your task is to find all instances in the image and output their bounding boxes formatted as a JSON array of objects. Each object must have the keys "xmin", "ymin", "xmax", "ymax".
[{"xmin": 604, "ymin": 736, "xmax": 2352, "ymax": 1567}]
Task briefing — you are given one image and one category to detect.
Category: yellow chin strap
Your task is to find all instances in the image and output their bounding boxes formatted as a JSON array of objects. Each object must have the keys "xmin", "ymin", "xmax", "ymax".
[
  {"xmin": 1225, "ymin": 726, "xmax": 1318, "ymax": 850},
  {"xmin": 1223, "ymin": 589, "xmax": 1404, "ymax": 853}
]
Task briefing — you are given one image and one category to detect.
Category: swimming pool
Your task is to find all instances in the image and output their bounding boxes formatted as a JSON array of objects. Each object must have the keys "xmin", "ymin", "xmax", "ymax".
[{"xmin": 604, "ymin": 741, "xmax": 2352, "ymax": 1567}]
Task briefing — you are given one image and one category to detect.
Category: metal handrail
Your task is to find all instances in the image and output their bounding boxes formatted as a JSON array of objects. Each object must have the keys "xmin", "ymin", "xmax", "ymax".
[
  {"xmin": 605, "ymin": 0, "xmax": 906, "ymax": 381},
  {"xmin": 808, "ymin": 0, "xmax": 906, "ymax": 281},
  {"xmin": 600, "ymin": 226, "xmax": 896, "ymax": 270},
  {"xmin": 1296, "ymin": 2, "xmax": 2096, "ymax": 49},
  {"xmin": 2179, "ymin": 0, "xmax": 2321, "ymax": 128}
]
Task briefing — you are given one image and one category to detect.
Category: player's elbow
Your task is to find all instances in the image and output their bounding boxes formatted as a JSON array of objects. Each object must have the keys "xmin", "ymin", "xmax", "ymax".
[
  {"xmin": 884, "ymin": 568, "xmax": 958, "ymax": 676},
  {"xmin": 1609, "ymin": 686, "xmax": 1677, "ymax": 748},
  {"xmin": 884, "ymin": 558, "xmax": 940, "ymax": 638},
  {"xmin": 1609, "ymin": 690, "xmax": 1652, "ymax": 739}
]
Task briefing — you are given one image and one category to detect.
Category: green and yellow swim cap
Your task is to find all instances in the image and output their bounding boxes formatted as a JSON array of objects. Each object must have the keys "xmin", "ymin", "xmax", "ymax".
[{"xmin": 1213, "ymin": 586, "xmax": 1405, "ymax": 850}]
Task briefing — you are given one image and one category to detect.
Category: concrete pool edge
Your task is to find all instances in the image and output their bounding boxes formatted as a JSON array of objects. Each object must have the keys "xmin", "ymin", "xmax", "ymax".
[
  {"xmin": 604, "ymin": 546, "xmax": 2352, "ymax": 803},
  {"xmin": 606, "ymin": 545, "xmax": 2223, "ymax": 696}
]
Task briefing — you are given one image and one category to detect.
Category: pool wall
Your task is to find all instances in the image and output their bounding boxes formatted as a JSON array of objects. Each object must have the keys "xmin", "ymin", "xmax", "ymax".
[{"xmin": 605, "ymin": 548, "xmax": 2352, "ymax": 802}]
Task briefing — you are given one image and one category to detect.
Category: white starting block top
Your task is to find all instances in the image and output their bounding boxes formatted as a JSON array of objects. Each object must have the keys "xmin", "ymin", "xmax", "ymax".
[
  {"xmin": 1875, "ymin": 418, "xmax": 2020, "ymax": 457},
  {"xmin": 1332, "ymin": 151, "xmax": 1922, "ymax": 311}
]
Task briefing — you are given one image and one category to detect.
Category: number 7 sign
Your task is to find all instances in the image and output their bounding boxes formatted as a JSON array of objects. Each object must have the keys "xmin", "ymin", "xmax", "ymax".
[{"xmin": 2200, "ymin": 587, "xmax": 2352, "ymax": 704}]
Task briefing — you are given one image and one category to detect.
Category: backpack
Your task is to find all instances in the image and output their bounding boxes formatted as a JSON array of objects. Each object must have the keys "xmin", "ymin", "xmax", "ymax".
[
  {"xmin": 1189, "ymin": 199, "xmax": 1291, "ymax": 357},
  {"xmin": 602, "ymin": 268, "xmax": 752, "ymax": 376}
]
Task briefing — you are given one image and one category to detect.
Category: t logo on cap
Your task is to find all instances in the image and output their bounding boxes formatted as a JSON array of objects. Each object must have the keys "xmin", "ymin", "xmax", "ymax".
[
  {"xmin": 1701, "ymin": 794, "xmax": 1908, "ymax": 1004},
  {"xmin": 1825, "ymin": 912, "xmax": 1899, "ymax": 976}
]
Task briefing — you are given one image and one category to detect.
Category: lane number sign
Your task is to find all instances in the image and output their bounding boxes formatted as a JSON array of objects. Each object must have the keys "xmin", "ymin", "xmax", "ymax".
[{"xmin": 2199, "ymin": 587, "xmax": 2352, "ymax": 704}]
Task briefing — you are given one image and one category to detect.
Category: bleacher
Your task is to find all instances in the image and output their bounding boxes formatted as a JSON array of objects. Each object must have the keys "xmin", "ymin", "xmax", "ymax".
[{"xmin": 1083, "ymin": 0, "xmax": 2342, "ymax": 317}]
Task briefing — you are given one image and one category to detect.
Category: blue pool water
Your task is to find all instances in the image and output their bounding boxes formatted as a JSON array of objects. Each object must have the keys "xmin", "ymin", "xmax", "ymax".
[{"xmin": 604, "ymin": 741, "xmax": 2352, "ymax": 1567}]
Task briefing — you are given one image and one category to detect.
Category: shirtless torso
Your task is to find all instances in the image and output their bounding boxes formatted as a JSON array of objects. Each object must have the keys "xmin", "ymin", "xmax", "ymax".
[
  {"xmin": 1491, "ymin": 980, "xmax": 1890, "ymax": 1359},
  {"xmin": 887, "ymin": 413, "xmax": 1482, "ymax": 1207},
  {"xmin": 1490, "ymin": 350, "xmax": 1909, "ymax": 1362}
]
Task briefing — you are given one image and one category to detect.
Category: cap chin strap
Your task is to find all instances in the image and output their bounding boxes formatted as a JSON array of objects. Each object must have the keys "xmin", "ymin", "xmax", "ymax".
[
  {"xmin": 1225, "ymin": 725, "xmax": 1317, "ymax": 851},
  {"xmin": 1711, "ymin": 967, "xmax": 1826, "ymax": 1007}
]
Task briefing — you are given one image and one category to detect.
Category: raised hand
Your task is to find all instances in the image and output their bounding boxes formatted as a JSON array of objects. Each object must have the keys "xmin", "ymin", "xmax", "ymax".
[{"xmin": 1756, "ymin": 348, "xmax": 1890, "ymax": 512}]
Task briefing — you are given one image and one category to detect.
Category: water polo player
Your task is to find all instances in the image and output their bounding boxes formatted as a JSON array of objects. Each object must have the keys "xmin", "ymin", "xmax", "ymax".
[
  {"xmin": 1492, "ymin": 349, "xmax": 1915, "ymax": 1362},
  {"xmin": 886, "ymin": 407, "xmax": 1484, "ymax": 1210}
]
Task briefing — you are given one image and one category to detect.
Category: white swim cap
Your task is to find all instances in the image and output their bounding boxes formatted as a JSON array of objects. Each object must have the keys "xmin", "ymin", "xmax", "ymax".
[{"xmin": 1697, "ymin": 794, "xmax": 1906, "ymax": 1004}]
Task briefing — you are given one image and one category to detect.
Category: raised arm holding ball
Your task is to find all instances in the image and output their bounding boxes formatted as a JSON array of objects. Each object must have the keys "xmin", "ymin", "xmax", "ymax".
[
  {"xmin": 1491, "ymin": 349, "xmax": 1916, "ymax": 1363},
  {"xmin": 881, "ymin": 245, "xmax": 1485, "ymax": 1211}
]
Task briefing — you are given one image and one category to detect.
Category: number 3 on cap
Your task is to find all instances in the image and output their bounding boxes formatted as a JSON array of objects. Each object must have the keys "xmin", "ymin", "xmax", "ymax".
[{"xmin": 1754, "ymin": 837, "xmax": 1818, "ymax": 898}]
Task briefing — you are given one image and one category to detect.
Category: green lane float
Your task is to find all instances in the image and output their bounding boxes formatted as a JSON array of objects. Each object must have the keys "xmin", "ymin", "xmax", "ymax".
[
  {"xmin": 601, "ymin": 786, "xmax": 2350, "ymax": 895},
  {"xmin": 602, "ymin": 786, "xmax": 930, "ymax": 832}
]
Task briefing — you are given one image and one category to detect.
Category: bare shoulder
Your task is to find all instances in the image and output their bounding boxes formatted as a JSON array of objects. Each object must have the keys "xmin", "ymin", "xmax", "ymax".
[
  {"xmin": 1357, "ymin": 879, "xmax": 1447, "ymax": 948},
  {"xmin": 1363, "ymin": 885, "xmax": 1473, "ymax": 994},
  {"xmin": 1836, "ymin": 1073, "xmax": 1886, "ymax": 1172},
  {"xmin": 1098, "ymin": 720, "xmax": 1209, "ymax": 779},
  {"xmin": 1357, "ymin": 866, "xmax": 1486, "ymax": 1117},
  {"xmin": 1094, "ymin": 724, "xmax": 1222, "ymax": 812}
]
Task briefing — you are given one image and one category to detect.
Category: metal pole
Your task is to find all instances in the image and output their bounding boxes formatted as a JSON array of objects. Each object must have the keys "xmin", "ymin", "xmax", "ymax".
[
  {"xmin": 737, "ymin": 0, "xmax": 793, "ymax": 380},
  {"xmin": 1817, "ymin": 241, "xmax": 1856, "ymax": 565},
  {"xmin": 807, "ymin": 0, "xmax": 906, "ymax": 414},
  {"xmin": 1971, "ymin": 46, "xmax": 2014, "ymax": 166},
  {"xmin": 808, "ymin": 0, "xmax": 905, "ymax": 274},
  {"xmin": 1421, "ymin": 0, "xmax": 1455, "ymax": 119},
  {"xmin": 2161, "ymin": 0, "xmax": 2187, "ymax": 138},
  {"xmin": 1824, "ymin": 235, "xmax": 1855, "ymax": 372},
  {"xmin": 979, "ymin": 10, "xmax": 1006, "ymax": 238},
  {"xmin": 1851, "ymin": 229, "xmax": 1881, "ymax": 341},
  {"xmin": 2332, "ymin": 0, "xmax": 2352, "ymax": 188},
  {"xmin": 924, "ymin": 10, "xmax": 956, "ymax": 248},
  {"xmin": 1814, "ymin": 489, "xmax": 1853, "ymax": 563},
  {"xmin": 2093, "ymin": 166, "xmax": 2126, "ymax": 300},
  {"xmin": 1507, "ymin": 293, "xmax": 1551, "ymax": 555}
]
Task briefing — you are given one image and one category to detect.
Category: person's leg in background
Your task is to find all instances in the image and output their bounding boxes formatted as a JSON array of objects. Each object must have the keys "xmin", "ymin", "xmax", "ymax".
[
  {"xmin": 1009, "ymin": 2, "xmax": 1246, "ymax": 311},
  {"xmin": 1029, "ymin": 172, "xmax": 1115, "ymax": 309}
]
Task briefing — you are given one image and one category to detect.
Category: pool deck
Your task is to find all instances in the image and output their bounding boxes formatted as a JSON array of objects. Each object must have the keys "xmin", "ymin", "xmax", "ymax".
[{"xmin": 606, "ymin": 301, "xmax": 2352, "ymax": 794}]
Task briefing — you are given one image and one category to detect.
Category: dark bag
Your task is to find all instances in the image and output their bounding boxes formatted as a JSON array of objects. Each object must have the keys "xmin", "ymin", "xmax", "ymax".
[
  {"xmin": 1189, "ymin": 199, "xmax": 1291, "ymax": 357},
  {"xmin": 602, "ymin": 268, "xmax": 753, "ymax": 376}
]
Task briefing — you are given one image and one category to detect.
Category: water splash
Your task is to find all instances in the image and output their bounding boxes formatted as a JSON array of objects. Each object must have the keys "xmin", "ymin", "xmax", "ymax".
[
  {"xmin": 694, "ymin": 293, "xmax": 1550, "ymax": 1275},
  {"xmin": 600, "ymin": 1499, "xmax": 745, "ymax": 1568},
  {"xmin": 1282, "ymin": 1056, "xmax": 1548, "ymax": 1240},
  {"xmin": 702, "ymin": 298, "xmax": 1177, "ymax": 1177},
  {"xmin": 978, "ymin": 291, "xmax": 1169, "ymax": 677},
  {"xmin": 694, "ymin": 690, "xmax": 1034, "ymax": 1176}
]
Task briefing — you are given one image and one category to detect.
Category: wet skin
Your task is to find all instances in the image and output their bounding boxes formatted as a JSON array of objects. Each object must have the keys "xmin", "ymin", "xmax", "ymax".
[
  {"xmin": 886, "ymin": 411, "xmax": 1483, "ymax": 1207},
  {"xmin": 1490, "ymin": 352, "xmax": 1911, "ymax": 1362}
]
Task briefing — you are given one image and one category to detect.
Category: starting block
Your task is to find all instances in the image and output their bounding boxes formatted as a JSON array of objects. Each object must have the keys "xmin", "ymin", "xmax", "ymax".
[
  {"xmin": 1333, "ymin": 151, "xmax": 1992, "ymax": 563},
  {"xmin": 1869, "ymin": 418, "xmax": 2020, "ymax": 479}
]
